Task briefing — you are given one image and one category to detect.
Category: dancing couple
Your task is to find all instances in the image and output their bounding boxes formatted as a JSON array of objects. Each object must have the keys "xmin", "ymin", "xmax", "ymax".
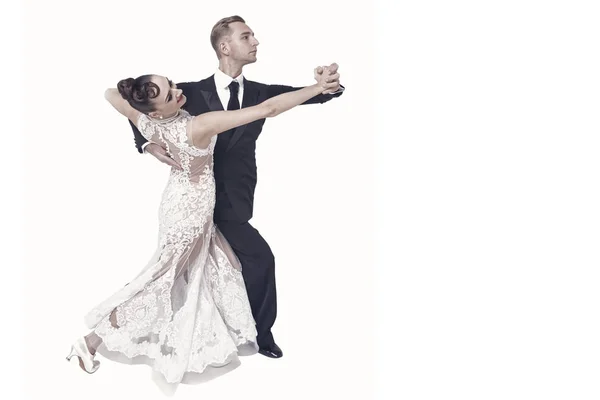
[{"xmin": 66, "ymin": 15, "xmax": 344, "ymax": 386}]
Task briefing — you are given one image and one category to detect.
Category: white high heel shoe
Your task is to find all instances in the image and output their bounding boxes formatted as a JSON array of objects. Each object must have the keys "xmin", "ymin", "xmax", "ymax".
[{"xmin": 66, "ymin": 337, "xmax": 100, "ymax": 374}]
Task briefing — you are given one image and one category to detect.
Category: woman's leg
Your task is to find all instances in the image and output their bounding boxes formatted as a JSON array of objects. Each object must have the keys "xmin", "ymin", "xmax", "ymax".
[{"xmin": 84, "ymin": 309, "xmax": 118, "ymax": 355}]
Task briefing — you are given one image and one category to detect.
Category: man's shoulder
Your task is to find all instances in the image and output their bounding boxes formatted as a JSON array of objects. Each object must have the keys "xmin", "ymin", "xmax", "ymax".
[
  {"xmin": 179, "ymin": 75, "xmax": 216, "ymax": 88},
  {"xmin": 243, "ymin": 77, "xmax": 268, "ymax": 88}
]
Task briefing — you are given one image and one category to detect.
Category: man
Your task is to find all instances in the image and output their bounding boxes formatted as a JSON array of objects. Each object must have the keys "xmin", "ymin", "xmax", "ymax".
[{"xmin": 129, "ymin": 15, "xmax": 344, "ymax": 358}]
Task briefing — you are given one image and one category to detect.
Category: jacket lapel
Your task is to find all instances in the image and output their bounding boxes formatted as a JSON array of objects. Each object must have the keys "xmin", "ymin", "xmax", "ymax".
[
  {"xmin": 201, "ymin": 94, "xmax": 223, "ymax": 113},
  {"xmin": 226, "ymin": 78, "xmax": 258, "ymax": 152},
  {"xmin": 198, "ymin": 76, "xmax": 222, "ymax": 113}
]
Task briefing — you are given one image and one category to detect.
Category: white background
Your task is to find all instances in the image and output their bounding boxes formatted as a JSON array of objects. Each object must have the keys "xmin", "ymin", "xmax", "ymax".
[{"xmin": 5, "ymin": 0, "xmax": 600, "ymax": 399}]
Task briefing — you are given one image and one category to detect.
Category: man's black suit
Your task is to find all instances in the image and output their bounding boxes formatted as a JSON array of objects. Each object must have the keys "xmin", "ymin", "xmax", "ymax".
[{"xmin": 130, "ymin": 75, "xmax": 344, "ymax": 349}]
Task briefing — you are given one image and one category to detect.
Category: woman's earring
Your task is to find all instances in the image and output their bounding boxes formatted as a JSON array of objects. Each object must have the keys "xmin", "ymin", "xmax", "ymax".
[{"xmin": 159, "ymin": 115, "xmax": 163, "ymax": 119}]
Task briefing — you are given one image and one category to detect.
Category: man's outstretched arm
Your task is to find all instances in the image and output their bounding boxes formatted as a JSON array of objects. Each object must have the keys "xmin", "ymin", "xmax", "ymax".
[{"xmin": 265, "ymin": 63, "xmax": 345, "ymax": 104}]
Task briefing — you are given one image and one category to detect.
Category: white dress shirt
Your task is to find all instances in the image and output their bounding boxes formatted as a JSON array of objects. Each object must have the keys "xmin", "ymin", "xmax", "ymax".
[{"xmin": 214, "ymin": 68, "xmax": 244, "ymax": 110}]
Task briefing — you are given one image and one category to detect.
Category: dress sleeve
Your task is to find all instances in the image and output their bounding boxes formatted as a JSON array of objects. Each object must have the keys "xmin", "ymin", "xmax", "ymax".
[{"xmin": 137, "ymin": 113, "xmax": 156, "ymax": 141}]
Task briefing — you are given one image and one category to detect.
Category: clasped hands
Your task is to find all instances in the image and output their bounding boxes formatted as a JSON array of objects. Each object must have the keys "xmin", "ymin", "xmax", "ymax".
[{"xmin": 314, "ymin": 62, "xmax": 341, "ymax": 94}]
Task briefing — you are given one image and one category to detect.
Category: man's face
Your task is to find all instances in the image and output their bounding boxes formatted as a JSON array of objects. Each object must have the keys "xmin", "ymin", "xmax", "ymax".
[{"xmin": 225, "ymin": 22, "xmax": 260, "ymax": 65}]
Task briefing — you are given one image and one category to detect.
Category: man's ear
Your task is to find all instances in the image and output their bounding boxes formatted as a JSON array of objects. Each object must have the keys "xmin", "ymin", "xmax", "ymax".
[{"xmin": 220, "ymin": 40, "xmax": 230, "ymax": 57}]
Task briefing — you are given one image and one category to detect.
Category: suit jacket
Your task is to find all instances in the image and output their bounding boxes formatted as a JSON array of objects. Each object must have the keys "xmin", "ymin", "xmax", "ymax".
[{"xmin": 130, "ymin": 75, "xmax": 344, "ymax": 223}]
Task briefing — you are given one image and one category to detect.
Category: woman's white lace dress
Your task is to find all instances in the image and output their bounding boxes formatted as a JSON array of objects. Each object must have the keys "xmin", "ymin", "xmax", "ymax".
[{"xmin": 84, "ymin": 110, "xmax": 257, "ymax": 384}]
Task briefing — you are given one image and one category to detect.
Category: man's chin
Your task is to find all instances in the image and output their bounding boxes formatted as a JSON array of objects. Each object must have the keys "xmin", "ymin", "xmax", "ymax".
[{"xmin": 239, "ymin": 58, "xmax": 257, "ymax": 67}]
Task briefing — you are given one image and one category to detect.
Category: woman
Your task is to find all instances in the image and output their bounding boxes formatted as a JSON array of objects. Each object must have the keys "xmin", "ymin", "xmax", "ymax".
[{"xmin": 66, "ymin": 68, "xmax": 336, "ymax": 384}]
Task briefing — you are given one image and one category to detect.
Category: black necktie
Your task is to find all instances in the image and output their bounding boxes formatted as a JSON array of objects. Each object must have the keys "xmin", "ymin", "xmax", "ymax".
[
  {"xmin": 220, "ymin": 81, "xmax": 240, "ymax": 145},
  {"xmin": 227, "ymin": 81, "xmax": 240, "ymax": 110}
]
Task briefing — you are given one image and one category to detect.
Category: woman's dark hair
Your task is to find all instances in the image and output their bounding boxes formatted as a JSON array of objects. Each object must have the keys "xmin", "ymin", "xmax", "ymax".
[{"xmin": 117, "ymin": 75, "xmax": 160, "ymax": 113}]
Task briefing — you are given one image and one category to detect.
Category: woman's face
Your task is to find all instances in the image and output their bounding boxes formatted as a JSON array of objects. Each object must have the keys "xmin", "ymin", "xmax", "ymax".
[{"xmin": 148, "ymin": 75, "xmax": 186, "ymax": 118}]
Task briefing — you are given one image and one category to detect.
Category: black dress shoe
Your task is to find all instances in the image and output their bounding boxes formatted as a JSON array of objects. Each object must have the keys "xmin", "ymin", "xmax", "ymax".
[{"xmin": 258, "ymin": 343, "xmax": 283, "ymax": 358}]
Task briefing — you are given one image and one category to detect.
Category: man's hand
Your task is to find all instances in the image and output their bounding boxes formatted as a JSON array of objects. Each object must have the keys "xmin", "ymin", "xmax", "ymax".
[
  {"xmin": 145, "ymin": 143, "xmax": 182, "ymax": 170},
  {"xmin": 314, "ymin": 62, "xmax": 341, "ymax": 94}
]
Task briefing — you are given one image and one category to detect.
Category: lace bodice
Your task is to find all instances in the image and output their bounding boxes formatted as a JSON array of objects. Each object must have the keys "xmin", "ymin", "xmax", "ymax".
[{"xmin": 137, "ymin": 110, "xmax": 217, "ymax": 183}]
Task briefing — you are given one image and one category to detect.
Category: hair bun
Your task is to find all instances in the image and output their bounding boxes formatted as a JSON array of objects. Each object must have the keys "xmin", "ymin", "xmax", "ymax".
[
  {"xmin": 136, "ymin": 82, "xmax": 159, "ymax": 102},
  {"xmin": 117, "ymin": 78, "xmax": 135, "ymax": 100},
  {"xmin": 114, "ymin": 74, "xmax": 160, "ymax": 113}
]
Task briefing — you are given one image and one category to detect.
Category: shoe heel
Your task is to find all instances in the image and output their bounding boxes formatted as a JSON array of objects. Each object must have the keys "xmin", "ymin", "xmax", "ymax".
[
  {"xmin": 66, "ymin": 346, "xmax": 77, "ymax": 362},
  {"xmin": 66, "ymin": 338, "xmax": 100, "ymax": 374}
]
